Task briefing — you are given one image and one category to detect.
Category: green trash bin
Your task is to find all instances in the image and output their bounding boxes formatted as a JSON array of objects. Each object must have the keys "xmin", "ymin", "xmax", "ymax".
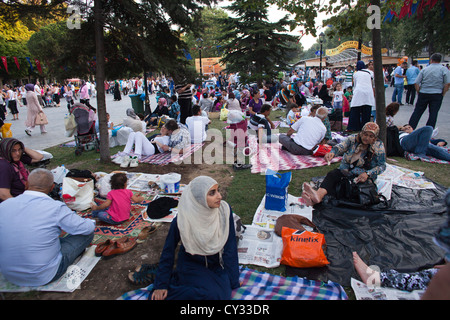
[{"xmin": 129, "ymin": 94, "xmax": 144, "ymax": 114}]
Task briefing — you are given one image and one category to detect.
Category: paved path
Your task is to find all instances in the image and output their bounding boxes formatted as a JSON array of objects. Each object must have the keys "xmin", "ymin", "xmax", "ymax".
[
  {"xmin": 3, "ymin": 86, "xmax": 450, "ymax": 151},
  {"xmin": 6, "ymin": 92, "xmax": 157, "ymax": 151}
]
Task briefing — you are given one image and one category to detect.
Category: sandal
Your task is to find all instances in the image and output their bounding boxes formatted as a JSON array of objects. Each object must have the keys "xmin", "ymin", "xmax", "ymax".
[
  {"xmin": 128, "ymin": 263, "xmax": 159, "ymax": 286},
  {"xmin": 137, "ymin": 225, "xmax": 157, "ymax": 243}
]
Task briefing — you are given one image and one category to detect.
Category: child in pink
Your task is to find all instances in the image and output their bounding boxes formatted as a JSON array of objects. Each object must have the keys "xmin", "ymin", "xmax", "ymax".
[{"xmin": 91, "ymin": 173, "xmax": 144, "ymax": 225}]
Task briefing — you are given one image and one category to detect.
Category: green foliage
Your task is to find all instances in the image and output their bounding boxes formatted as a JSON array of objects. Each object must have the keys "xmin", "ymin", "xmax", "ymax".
[{"xmin": 219, "ymin": 0, "xmax": 299, "ymax": 85}]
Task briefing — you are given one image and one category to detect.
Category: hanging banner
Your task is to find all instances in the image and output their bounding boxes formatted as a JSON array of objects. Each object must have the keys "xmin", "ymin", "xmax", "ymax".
[
  {"xmin": 13, "ymin": 57, "xmax": 20, "ymax": 70},
  {"xmin": 1, "ymin": 56, "xmax": 8, "ymax": 73},
  {"xmin": 35, "ymin": 59, "xmax": 42, "ymax": 73},
  {"xmin": 325, "ymin": 41, "xmax": 388, "ymax": 56},
  {"xmin": 26, "ymin": 57, "xmax": 34, "ymax": 71}
]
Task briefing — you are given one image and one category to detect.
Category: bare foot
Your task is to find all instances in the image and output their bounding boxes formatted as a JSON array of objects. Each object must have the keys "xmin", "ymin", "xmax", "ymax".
[
  {"xmin": 353, "ymin": 252, "xmax": 380, "ymax": 287},
  {"xmin": 302, "ymin": 182, "xmax": 321, "ymax": 205},
  {"xmin": 302, "ymin": 193, "xmax": 314, "ymax": 207}
]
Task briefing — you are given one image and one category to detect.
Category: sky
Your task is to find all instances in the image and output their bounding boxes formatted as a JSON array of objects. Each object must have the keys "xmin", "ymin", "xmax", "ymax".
[{"xmin": 216, "ymin": 1, "xmax": 332, "ymax": 50}]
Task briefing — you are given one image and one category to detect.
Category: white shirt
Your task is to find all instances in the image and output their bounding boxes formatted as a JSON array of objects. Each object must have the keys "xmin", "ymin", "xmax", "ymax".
[
  {"xmin": 186, "ymin": 115, "xmax": 210, "ymax": 144},
  {"xmin": 291, "ymin": 116, "xmax": 326, "ymax": 150},
  {"xmin": 351, "ymin": 70, "xmax": 375, "ymax": 108}
]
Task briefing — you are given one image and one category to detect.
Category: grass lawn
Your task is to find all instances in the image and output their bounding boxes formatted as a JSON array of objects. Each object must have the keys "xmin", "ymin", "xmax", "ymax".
[{"xmin": 42, "ymin": 109, "xmax": 450, "ymax": 299}]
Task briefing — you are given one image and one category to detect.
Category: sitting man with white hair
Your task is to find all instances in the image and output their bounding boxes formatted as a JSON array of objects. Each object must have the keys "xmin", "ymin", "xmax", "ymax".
[
  {"xmin": 279, "ymin": 106, "xmax": 328, "ymax": 155},
  {"xmin": 0, "ymin": 168, "xmax": 95, "ymax": 287}
]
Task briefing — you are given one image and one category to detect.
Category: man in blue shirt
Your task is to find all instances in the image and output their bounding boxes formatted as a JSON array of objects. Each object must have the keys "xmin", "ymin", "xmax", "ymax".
[
  {"xmin": 392, "ymin": 61, "xmax": 407, "ymax": 105},
  {"xmin": 0, "ymin": 168, "xmax": 95, "ymax": 287},
  {"xmin": 409, "ymin": 53, "xmax": 450, "ymax": 129},
  {"xmin": 405, "ymin": 60, "xmax": 420, "ymax": 105}
]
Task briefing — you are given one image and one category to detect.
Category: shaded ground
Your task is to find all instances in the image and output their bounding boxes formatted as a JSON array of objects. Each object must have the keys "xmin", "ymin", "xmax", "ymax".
[{"xmin": 2, "ymin": 162, "xmax": 235, "ymax": 300}]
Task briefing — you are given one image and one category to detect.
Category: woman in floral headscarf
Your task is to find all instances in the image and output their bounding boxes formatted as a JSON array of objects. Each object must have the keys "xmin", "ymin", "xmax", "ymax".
[
  {"xmin": 0, "ymin": 138, "xmax": 44, "ymax": 202},
  {"xmin": 302, "ymin": 122, "xmax": 386, "ymax": 206}
]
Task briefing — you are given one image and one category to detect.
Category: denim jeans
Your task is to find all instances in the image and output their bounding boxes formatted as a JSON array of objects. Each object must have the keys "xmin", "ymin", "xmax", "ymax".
[
  {"xmin": 392, "ymin": 83, "xmax": 404, "ymax": 103},
  {"xmin": 400, "ymin": 126, "xmax": 433, "ymax": 156},
  {"xmin": 408, "ymin": 93, "xmax": 443, "ymax": 129},
  {"xmin": 49, "ymin": 232, "xmax": 94, "ymax": 283},
  {"xmin": 400, "ymin": 126, "xmax": 450, "ymax": 161},
  {"xmin": 91, "ymin": 209, "xmax": 123, "ymax": 225}
]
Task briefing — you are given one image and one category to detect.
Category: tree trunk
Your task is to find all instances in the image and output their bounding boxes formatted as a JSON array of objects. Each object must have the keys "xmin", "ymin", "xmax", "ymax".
[
  {"xmin": 94, "ymin": 0, "xmax": 110, "ymax": 162},
  {"xmin": 371, "ymin": 0, "xmax": 386, "ymax": 146}
]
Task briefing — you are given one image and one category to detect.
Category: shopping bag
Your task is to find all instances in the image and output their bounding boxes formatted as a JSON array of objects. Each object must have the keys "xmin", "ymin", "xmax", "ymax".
[
  {"xmin": 64, "ymin": 113, "xmax": 77, "ymax": 131},
  {"xmin": 1, "ymin": 123, "xmax": 12, "ymax": 138},
  {"xmin": 62, "ymin": 176, "xmax": 94, "ymax": 212},
  {"xmin": 312, "ymin": 144, "xmax": 332, "ymax": 157},
  {"xmin": 35, "ymin": 112, "xmax": 48, "ymax": 125},
  {"xmin": 265, "ymin": 169, "xmax": 291, "ymax": 212},
  {"xmin": 280, "ymin": 226, "xmax": 329, "ymax": 268},
  {"xmin": 219, "ymin": 107, "xmax": 229, "ymax": 121}
]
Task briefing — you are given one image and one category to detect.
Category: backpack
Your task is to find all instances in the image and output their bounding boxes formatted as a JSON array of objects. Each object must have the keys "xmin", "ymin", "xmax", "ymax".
[{"xmin": 386, "ymin": 126, "xmax": 405, "ymax": 157}]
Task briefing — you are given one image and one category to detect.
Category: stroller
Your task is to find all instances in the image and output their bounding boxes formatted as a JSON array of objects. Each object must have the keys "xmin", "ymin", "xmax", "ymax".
[{"xmin": 71, "ymin": 103, "xmax": 99, "ymax": 156}]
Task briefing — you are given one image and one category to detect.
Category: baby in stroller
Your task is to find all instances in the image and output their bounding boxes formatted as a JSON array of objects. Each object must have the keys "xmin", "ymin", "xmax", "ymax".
[{"xmin": 71, "ymin": 102, "xmax": 99, "ymax": 155}]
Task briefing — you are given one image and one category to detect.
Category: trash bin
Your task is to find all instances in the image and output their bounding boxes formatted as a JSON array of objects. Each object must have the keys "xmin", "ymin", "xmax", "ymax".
[{"xmin": 129, "ymin": 94, "xmax": 144, "ymax": 114}]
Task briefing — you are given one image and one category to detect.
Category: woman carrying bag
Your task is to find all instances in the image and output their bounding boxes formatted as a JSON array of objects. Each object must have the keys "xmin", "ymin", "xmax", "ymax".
[{"xmin": 24, "ymin": 84, "xmax": 47, "ymax": 136}]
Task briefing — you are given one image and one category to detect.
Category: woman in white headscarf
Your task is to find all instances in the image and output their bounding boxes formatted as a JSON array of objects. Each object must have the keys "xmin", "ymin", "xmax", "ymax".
[{"xmin": 151, "ymin": 176, "xmax": 240, "ymax": 300}]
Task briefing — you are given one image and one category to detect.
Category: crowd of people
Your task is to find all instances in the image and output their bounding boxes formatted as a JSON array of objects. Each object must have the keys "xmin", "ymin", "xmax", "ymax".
[{"xmin": 0, "ymin": 55, "xmax": 449, "ymax": 300}]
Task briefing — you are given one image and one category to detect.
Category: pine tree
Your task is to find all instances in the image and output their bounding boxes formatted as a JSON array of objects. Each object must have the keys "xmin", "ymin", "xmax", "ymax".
[{"xmin": 219, "ymin": 0, "xmax": 298, "ymax": 85}]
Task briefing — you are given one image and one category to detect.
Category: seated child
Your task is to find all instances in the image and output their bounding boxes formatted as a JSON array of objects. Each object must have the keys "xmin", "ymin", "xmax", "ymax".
[
  {"xmin": 385, "ymin": 102, "xmax": 399, "ymax": 127},
  {"xmin": 91, "ymin": 173, "xmax": 144, "ymax": 225},
  {"xmin": 287, "ymin": 105, "xmax": 301, "ymax": 126}
]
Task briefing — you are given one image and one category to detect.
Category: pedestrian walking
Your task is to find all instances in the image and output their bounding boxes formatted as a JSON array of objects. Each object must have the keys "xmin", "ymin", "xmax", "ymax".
[
  {"xmin": 24, "ymin": 84, "xmax": 47, "ymax": 136},
  {"xmin": 409, "ymin": 53, "xmax": 450, "ymax": 129}
]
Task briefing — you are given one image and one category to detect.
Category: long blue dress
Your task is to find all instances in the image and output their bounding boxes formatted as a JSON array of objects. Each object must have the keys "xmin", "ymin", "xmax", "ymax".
[{"xmin": 152, "ymin": 210, "xmax": 240, "ymax": 300}]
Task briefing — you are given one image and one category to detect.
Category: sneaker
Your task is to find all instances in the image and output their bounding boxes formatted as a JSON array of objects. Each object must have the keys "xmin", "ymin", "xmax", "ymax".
[
  {"xmin": 120, "ymin": 156, "xmax": 132, "ymax": 168},
  {"xmin": 129, "ymin": 156, "xmax": 139, "ymax": 168},
  {"xmin": 233, "ymin": 163, "xmax": 252, "ymax": 171},
  {"xmin": 25, "ymin": 129, "xmax": 31, "ymax": 136},
  {"xmin": 112, "ymin": 155, "xmax": 124, "ymax": 164}
]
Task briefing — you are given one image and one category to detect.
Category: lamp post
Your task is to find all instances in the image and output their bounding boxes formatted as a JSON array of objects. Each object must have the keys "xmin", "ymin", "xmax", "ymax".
[
  {"xmin": 197, "ymin": 38, "xmax": 204, "ymax": 86},
  {"xmin": 319, "ymin": 32, "xmax": 325, "ymax": 82}
]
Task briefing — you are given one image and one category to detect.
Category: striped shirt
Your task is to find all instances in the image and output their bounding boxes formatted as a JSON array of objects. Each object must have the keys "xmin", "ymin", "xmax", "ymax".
[
  {"xmin": 175, "ymin": 84, "xmax": 193, "ymax": 100},
  {"xmin": 344, "ymin": 71, "xmax": 353, "ymax": 83}
]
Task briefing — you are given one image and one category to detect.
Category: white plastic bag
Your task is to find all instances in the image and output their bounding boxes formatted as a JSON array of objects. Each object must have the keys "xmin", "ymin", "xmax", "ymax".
[
  {"xmin": 62, "ymin": 177, "xmax": 94, "ymax": 212},
  {"xmin": 51, "ymin": 165, "xmax": 69, "ymax": 184},
  {"xmin": 96, "ymin": 173, "xmax": 112, "ymax": 198}
]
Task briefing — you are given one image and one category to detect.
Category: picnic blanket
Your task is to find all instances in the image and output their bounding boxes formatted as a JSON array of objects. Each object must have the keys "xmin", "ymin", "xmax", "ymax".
[
  {"xmin": 248, "ymin": 135, "xmax": 341, "ymax": 173},
  {"xmin": 112, "ymin": 143, "xmax": 204, "ymax": 166},
  {"xmin": 0, "ymin": 246, "xmax": 100, "ymax": 293},
  {"xmin": 117, "ymin": 266, "xmax": 348, "ymax": 300},
  {"xmin": 405, "ymin": 151, "xmax": 450, "ymax": 164}
]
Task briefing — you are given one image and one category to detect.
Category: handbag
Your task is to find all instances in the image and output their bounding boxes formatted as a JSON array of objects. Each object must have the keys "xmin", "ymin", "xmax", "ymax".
[
  {"xmin": 336, "ymin": 176, "xmax": 387, "ymax": 208},
  {"xmin": 35, "ymin": 112, "xmax": 48, "ymax": 125}
]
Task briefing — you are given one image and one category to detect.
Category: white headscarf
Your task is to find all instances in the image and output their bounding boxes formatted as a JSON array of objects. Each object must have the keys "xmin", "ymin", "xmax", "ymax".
[{"xmin": 177, "ymin": 176, "xmax": 230, "ymax": 256}]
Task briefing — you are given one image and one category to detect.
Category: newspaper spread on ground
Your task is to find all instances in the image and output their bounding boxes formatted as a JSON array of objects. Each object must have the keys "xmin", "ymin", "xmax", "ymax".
[
  {"xmin": 252, "ymin": 194, "xmax": 313, "ymax": 230},
  {"xmin": 237, "ymin": 225, "xmax": 283, "ymax": 268},
  {"xmin": 238, "ymin": 194, "xmax": 314, "ymax": 268},
  {"xmin": 375, "ymin": 164, "xmax": 436, "ymax": 200},
  {"xmin": 351, "ymin": 278, "xmax": 424, "ymax": 300}
]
